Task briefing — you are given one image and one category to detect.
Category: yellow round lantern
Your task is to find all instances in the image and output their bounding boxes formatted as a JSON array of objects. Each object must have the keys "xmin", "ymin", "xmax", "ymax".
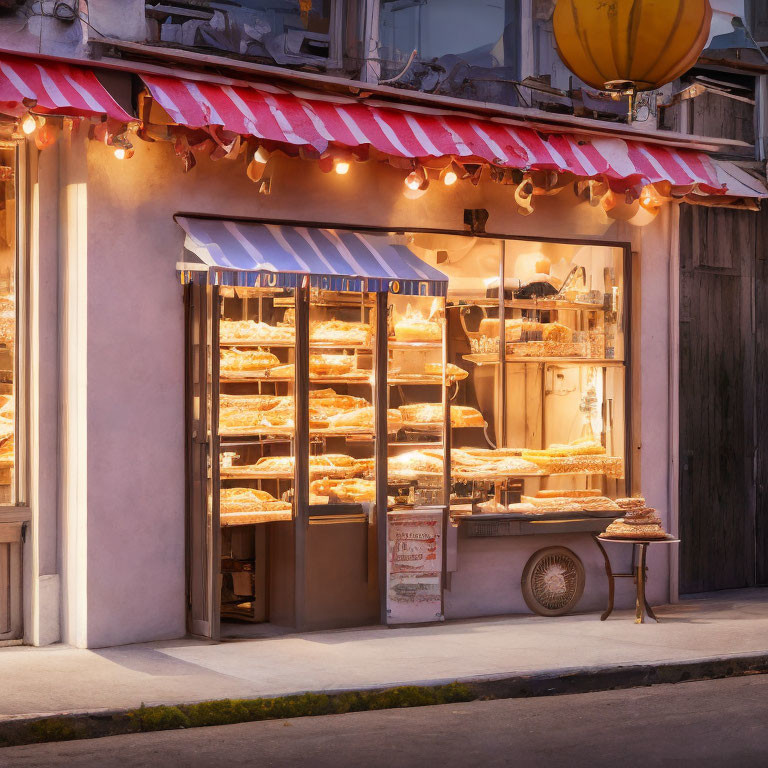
[{"xmin": 553, "ymin": 0, "xmax": 712, "ymax": 92}]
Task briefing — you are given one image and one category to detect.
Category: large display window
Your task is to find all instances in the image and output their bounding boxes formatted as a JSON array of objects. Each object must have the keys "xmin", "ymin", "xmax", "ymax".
[{"xmin": 183, "ymin": 223, "xmax": 629, "ymax": 635}]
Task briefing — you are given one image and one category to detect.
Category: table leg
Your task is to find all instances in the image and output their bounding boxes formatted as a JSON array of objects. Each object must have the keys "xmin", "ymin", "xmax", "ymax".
[
  {"xmin": 593, "ymin": 535, "xmax": 614, "ymax": 621},
  {"xmin": 635, "ymin": 543, "xmax": 648, "ymax": 624}
]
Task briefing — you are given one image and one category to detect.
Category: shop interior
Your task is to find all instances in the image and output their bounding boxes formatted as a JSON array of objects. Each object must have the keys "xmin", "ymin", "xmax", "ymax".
[{"xmin": 184, "ymin": 228, "xmax": 629, "ymax": 637}]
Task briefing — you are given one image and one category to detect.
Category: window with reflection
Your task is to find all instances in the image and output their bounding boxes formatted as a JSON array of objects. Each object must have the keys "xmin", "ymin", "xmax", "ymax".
[
  {"xmin": 0, "ymin": 145, "xmax": 16, "ymax": 504},
  {"xmin": 146, "ymin": 1, "xmax": 336, "ymax": 65},
  {"xmin": 377, "ymin": 0, "xmax": 521, "ymax": 105}
]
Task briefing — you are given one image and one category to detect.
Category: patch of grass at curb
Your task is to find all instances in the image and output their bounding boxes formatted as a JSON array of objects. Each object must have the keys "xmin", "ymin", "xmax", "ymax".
[
  {"xmin": 0, "ymin": 683, "xmax": 475, "ymax": 748},
  {"xmin": 132, "ymin": 683, "xmax": 475, "ymax": 732}
]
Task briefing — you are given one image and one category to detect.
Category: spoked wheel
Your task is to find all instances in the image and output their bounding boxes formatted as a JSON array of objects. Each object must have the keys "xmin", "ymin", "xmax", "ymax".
[{"xmin": 521, "ymin": 546, "xmax": 585, "ymax": 617}]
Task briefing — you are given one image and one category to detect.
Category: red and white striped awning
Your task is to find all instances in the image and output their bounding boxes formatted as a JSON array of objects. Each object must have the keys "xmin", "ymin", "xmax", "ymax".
[
  {"xmin": 0, "ymin": 53, "xmax": 131, "ymax": 122},
  {"xmin": 141, "ymin": 72, "xmax": 725, "ymax": 194}
]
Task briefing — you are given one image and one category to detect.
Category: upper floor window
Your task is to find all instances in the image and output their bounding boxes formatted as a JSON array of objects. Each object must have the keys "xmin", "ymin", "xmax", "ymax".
[
  {"xmin": 376, "ymin": 0, "xmax": 521, "ymax": 104},
  {"xmin": 146, "ymin": 1, "xmax": 340, "ymax": 67}
]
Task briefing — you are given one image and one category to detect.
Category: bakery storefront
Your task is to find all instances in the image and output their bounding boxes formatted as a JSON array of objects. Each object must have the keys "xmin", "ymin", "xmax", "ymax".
[
  {"xmin": 133, "ymin": 72, "xmax": 752, "ymax": 639},
  {"xmin": 15, "ymin": 55, "xmax": 761, "ymax": 648}
]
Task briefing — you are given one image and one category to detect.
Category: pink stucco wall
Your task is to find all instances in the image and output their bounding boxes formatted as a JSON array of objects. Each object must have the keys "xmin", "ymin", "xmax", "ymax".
[{"xmin": 74, "ymin": 134, "xmax": 674, "ymax": 646}]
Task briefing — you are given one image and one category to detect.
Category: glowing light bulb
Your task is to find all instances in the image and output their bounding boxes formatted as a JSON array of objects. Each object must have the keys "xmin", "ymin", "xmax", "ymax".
[
  {"xmin": 640, "ymin": 189, "xmax": 653, "ymax": 206},
  {"xmin": 254, "ymin": 146, "xmax": 269, "ymax": 163},
  {"xmin": 114, "ymin": 147, "xmax": 126, "ymax": 160},
  {"xmin": 334, "ymin": 160, "xmax": 350, "ymax": 175},
  {"xmin": 443, "ymin": 170, "xmax": 458, "ymax": 186},
  {"xmin": 405, "ymin": 172, "xmax": 421, "ymax": 190},
  {"xmin": 21, "ymin": 115, "xmax": 36, "ymax": 135}
]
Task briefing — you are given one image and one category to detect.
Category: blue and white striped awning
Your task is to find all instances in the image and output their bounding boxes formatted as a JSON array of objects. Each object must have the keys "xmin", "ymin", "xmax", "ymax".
[{"xmin": 176, "ymin": 217, "xmax": 448, "ymax": 297}]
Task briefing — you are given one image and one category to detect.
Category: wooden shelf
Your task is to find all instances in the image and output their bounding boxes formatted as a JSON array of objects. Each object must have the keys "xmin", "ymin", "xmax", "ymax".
[
  {"xmin": 448, "ymin": 298, "xmax": 606, "ymax": 311},
  {"xmin": 388, "ymin": 340, "xmax": 443, "ymax": 350},
  {"xmin": 463, "ymin": 354, "xmax": 624, "ymax": 366},
  {"xmin": 219, "ymin": 340, "xmax": 372, "ymax": 351}
]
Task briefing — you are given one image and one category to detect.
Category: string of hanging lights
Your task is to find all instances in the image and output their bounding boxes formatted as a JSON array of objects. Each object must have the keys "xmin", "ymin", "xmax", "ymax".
[{"xmin": 11, "ymin": 107, "xmax": 690, "ymax": 225}]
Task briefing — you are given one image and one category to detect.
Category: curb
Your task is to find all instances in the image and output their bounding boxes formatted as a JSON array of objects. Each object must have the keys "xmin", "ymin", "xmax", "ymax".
[{"xmin": 2, "ymin": 653, "xmax": 768, "ymax": 748}]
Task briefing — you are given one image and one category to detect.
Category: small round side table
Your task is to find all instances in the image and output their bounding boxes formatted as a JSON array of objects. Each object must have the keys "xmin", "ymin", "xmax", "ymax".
[{"xmin": 592, "ymin": 534, "xmax": 680, "ymax": 624}]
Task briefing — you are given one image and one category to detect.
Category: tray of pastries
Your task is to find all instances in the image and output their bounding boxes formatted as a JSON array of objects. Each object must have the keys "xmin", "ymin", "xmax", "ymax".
[
  {"xmin": 220, "ymin": 348, "xmax": 281, "ymax": 377},
  {"xmin": 310, "ymin": 320, "xmax": 371, "ymax": 347},
  {"xmin": 310, "ymin": 477, "xmax": 376, "ymax": 504},
  {"xmin": 325, "ymin": 406, "xmax": 403, "ymax": 434},
  {"xmin": 392, "ymin": 305, "xmax": 442, "ymax": 343},
  {"xmin": 600, "ymin": 506, "xmax": 668, "ymax": 539},
  {"xmin": 386, "ymin": 450, "xmax": 445, "ymax": 482},
  {"xmin": 220, "ymin": 320, "xmax": 295, "ymax": 346},
  {"xmin": 449, "ymin": 448, "xmax": 540, "ymax": 479},
  {"xmin": 521, "ymin": 492, "xmax": 620, "ymax": 514},
  {"xmin": 219, "ymin": 389, "xmax": 391, "ymax": 436},
  {"xmin": 521, "ymin": 438, "xmax": 624, "ymax": 477},
  {"xmin": 220, "ymin": 487, "xmax": 292, "ymax": 525},
  {"xmin": 388, "ymin": 362, "xmax": 467, "ymax": 385},
  {"xmin": 221, "ymin": 453, "xmax": 364, "ymax": 480},
  {"xmin": 398, "ymin": 404, "xmax": 486, "ymax": 430},
  {"xmin": 220, "ymin": 350, "xmax": 372, "ymax": 382},
  {"xmin": 220, "ymin": 318, "xmax": 372, "ymax": 348}
]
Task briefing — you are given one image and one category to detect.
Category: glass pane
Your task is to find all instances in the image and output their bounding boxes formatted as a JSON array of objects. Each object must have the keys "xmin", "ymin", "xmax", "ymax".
[
  {"xmin": 399, "ymin": 233, "xmax": 629, "ymax": 517},
  {"xmin": 377, "ymin": 0, "xmax": 520, "ymax": 105},
  {"xmin": 307, "ymin": 288, "xmax": 376, "ymax": 506},
  {"xmin": 218, "ymin": 286, "xmax": 296, "ymax": 525},
  {"xmin": 0, "ymin": 146, "xmax": 15, "ymax": 504},
  {"xmin": 387, "ymin": 293, "xmax": 448, "ymax": 509},
  {"xmin": 502, "ymin": 242, "xmax": 625, "ymax": 362},
  {"xmin": 148, "ymin": 1, "xmax": 333, "ymax": 61}
]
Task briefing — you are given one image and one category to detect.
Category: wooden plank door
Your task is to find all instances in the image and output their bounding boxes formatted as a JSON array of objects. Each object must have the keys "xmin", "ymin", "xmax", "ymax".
[{"xmin": 679, "ymin": 204, "xmax": 757, "ymax": 593}]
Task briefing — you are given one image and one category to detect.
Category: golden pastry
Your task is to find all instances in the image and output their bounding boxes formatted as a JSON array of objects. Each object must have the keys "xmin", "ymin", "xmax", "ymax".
[
  {"xmin": 424, "ymin": 362, "xmax": 469, "ymax": 381},
  {"xmin": 393, "ymin": 304, "xmax": 442, "ymax": 342},
  {"xmin": 602, "ymin": 513, "xmax": 667, "ymax": 539},
  {"xmin": 398, "ymin": 404, "xmax": 485, "ymax": 428},
  {"xmin": 310, "ymin": 320, "xmax": 371, "ymax": 346},
  {"xmin": 309, "ymin": 354, "xmax": 356, "ymax": 377},
  {"xmin": 220, "ymin": 320, "xmax": 294, "ymax": 344},
  {"xmin": 388, "ymin": 451, "xmax": 444, "ymax": 477},
  {"xmin": 220, "ymin": 348, "xmax": 281, "ymax": 374},
  {"xmin": 542, "ymin": 322, "xmax": 573, "ymax": 343},
  {"xmin": 310, "ymin": 478, "xmax": 376, "ymax": 503},
  {"xmin": 616, "ymin": 497, "xmax": 647, "ymax": 510}
]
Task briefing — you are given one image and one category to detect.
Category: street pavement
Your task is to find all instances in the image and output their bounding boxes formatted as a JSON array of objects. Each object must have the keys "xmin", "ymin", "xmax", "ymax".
[
  {"xmin": 3, "ymin": 674, "xmax": 767, "ymax": 767},
  {"xmin": 3, "ymin": 590, "xmax": 768, "ymax": 720}
]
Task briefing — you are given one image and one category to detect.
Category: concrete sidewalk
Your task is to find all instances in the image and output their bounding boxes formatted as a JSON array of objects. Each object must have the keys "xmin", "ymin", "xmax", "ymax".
[{"xmin": 2, "ymin": 589, "xmax": 768, "ymax": 722}]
